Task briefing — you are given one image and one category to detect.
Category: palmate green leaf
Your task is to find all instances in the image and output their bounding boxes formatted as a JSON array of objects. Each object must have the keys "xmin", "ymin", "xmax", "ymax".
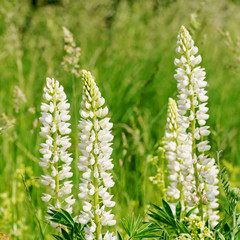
[
  {"xmin": 148, "ymin": 209, "xmax": 171, "ymax": 226},
  {"xmin": 121, "ymin": 218, "xmax": 131, "ymax": 236},
  {"xmin": 175, "ymin": 220, "xmax": 189, "ymax": 234},
  {"xmin": 131, "ymin": 215, "xmax": 141, "ymax": 235},
  {"xmin": 61, "ymin": 228, "xmax": 71, "ymax": 240},
  {"xmin": 73, "ymin": 222, "xmax": 85, "ymax": 239},
  {"xmin": 185, "ymin": 207, "xmax": 197, "ymax": 218},
  {"xmin": 47, "ymin": 209, "xmax": 73, "ymax": 228},
  {"xmin": 117, "ymin": 232, "xmax": 123, "ymax": 240},
  {"xmin": 176, "ymin": 202, "xmax": 181, "ymax": 221},
  {"xmin": 149, "ymin": 203, "xmax": 176, "ymax": 226},
  {"xmin": 215, "ymin": 231, "xmax": 226, "ymax": 240},
  {"xmin": 160, "ymin": 230, "xmax": 168, "ymax": 240},
  {"xmin": 49, "ymin": 217, "xmax": 71, "ymax": 228},
  {"xmin": 60, "ymin": 208, "xmax": 74, "ymax": 226},
  {"xmin": 162, "ymin": 200, "xmax": 174, "ymax": 219},
  {"xmin": 52, "ymin": 234, "xmax": 64, "ymax": 240},
  {"xmin": 121, "ymin": 215, "xmax": 161, "ymax": 239},
  {"xmin": 133, "ymin": 223, "xmax": 161, "ymax": 238}
]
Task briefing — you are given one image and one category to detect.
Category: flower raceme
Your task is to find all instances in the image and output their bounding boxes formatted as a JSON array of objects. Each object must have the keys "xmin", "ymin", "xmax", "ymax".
[
  {"xmin": 62, "ymin": 26, "xmax": 81, "ymax": 77},
  {"xmin": 164, "ymin": 98, "xmax": 194, "ymax": 208},
  {"xmin": 77, "ymin": 70, "xmax": 116, "ymax": 240},
  {"xmin": 39, "ymin": 77, "xmax": 75, "ymax": 227},
  {"xmin": 174, "ymin": 25, "xmax": 219, "ymax": 226}
]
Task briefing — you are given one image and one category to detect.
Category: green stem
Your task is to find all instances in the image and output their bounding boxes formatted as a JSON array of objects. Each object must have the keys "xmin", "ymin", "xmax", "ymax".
[
  {"xmin": 93, "ymin": 114, "xmax": 101, "ymax": 239},
  {"xmin": 183, "ymin": 46, "xmax": 204, "ymax": 220},
  {"xmin": 71, "ymin": 74, "xmax": 79, "ymax": 192},
  {"xmin": 190, "ymin": 94, "xmax": 203, "ymax": 220},
  {"xmin": 176, "ymin": 126, "xmax": 184, "ymax": 206},
  {"xmin": 93, "ymin": 165, "xmax": 101, "ymax": 239},
  {"xmin": 53, "ymin": 90, "xmax": 59, "ymax": 207}
]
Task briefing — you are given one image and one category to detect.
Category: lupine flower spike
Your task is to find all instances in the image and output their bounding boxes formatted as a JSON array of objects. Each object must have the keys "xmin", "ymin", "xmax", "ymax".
[
  {"xmin": 62, "ymin": 26, "xmax": 81, "ymax": 77},
  {"xmin": 39, "ymin": 77, "xmax": 75, "ymax": 227},
  {"xmin": 164, "ymin": 98, "xmax": 194, "ymax": 209},
  {"xmin": 77, "ymin": 70, "xmax": 116, "ymax": 240},
  {"xmin": 174, "ymin": 25, "xmax": 219, "ymax": 226}
]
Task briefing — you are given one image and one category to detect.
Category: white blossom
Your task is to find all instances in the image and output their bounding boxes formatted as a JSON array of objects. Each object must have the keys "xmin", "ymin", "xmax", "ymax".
[
  {"xmin": 62, "ymin": 27, "xmax": 81, "ymax": 77},
  {"xmin": 39, "ymin": 77, "xmax": 75, "ymax": 225},
  {"xmin": 174, "ymin": 25, "xmax": 219, "ymax": 226},
  {"xmin": 164, "ymin": 98, "xmax": 194, "ymax": 208},
  {"xmin": 78, "ymin": 70, "xmax": 116, "ymax": 239}
]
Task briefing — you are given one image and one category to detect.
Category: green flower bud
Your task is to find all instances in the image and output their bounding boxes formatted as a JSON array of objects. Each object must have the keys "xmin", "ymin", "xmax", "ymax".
[{"xmin": 231, "ymin": 188, "xmax": 240, "ymax": 201}]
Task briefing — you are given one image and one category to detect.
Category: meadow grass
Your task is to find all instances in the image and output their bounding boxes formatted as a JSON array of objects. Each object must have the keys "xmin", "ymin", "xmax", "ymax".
[{"xmin": 0, "ymin": 0, "xmax": 240, "ymax": 238}]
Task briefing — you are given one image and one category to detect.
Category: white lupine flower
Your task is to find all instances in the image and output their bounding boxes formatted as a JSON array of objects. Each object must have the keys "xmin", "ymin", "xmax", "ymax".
[
  {"xmin": 174, "ymin": 26, "xmax": 219, "ymax": 226},
  {"xmin": 39, "ymin": 77, "xmax": 75, "ymax": 224},
  {"xmin": 62, "ymin": 27, "xmax": 81, "ymax": 77},
  {"xmin": 164, "ymin": 98, "xmax": 194, "ymax": 208},
  {"xmin": 78, "ymin": 70, "xmax": 116, "ymax": 240},
  {"xmin": 103, "ymin": 231, "xmax": 117, "ymax": 240}
]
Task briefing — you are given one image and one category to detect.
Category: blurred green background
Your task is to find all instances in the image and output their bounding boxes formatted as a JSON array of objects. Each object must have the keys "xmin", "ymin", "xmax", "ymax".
[{"xmin": 0, "ymin": 0, "xmax": 240, "ymax": 239}]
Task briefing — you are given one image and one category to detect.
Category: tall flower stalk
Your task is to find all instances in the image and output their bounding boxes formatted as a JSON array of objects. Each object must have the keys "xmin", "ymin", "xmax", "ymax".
[
  {"xmin": 62, "ymin": 26, "xmax": 81, "ymax": 78},
  {"xmin": 39, "ymin": 77, "xmax": 75, "ymax": 227},
  {"xmin": 164, "ymin": 98, "xmax": 194, "ymax": 209},
  {"xmin": 174, "ymin": 26, "xmax": 219, "ymax": 226},
  {"xmin": 77, "ymin": 70, "xmax": 116, "ymax": 240}
]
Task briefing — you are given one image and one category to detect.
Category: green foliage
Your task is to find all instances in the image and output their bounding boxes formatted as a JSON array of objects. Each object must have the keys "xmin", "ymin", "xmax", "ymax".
[
  {"xmin": 0, "ymin": 0, "xmax": 240, "ymax": 238},
  {"xmin": 118, "ymin": 215, "xmax": 160, "ymax": 239},
  {"xmin": 219, "ymin": 167, "xmax": 240, "ymax": 213},
  {"xmin": 47, "ymin": 209, "xmax": 85, "ymax": 240},
  {"xmin": 148, "ymin": 200, "xmax": 215, "ymax": 239},
  {"xmin": 213, "ymin": 166, "xmax": 240, "ymax": 239},
  {"xmin": 148, "ymin": 200, "xmax": 191, "ymax": 237}
]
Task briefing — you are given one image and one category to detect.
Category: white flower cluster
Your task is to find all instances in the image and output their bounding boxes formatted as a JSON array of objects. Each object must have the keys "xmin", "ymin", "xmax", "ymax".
[
  {"xmin": 77, "ymin": 70, "xmax": 116, "ymax": 240},
  {"xmin": 174, "ymin": 26, "xmax": 219, "ymax": 226},
  {"xmin": 165, "ymin": 98, "xmax": 194, "ymax": 207},
  {"xmin": 39, "ymin": 77, "xmax": 75, "ymax": 226},
  {"xmin": 62, "ymin": 26, "xmax": 81, "ymax": 77}
]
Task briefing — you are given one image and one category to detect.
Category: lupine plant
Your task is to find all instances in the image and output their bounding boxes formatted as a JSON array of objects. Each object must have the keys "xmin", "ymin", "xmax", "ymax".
[
  {"xmin": 36, "ymin": 25, "xmax": 240, "ymax": 240},
  {"xmin": 164, "ymin": 97, "xmax": 193, "ymax": 209},
  {"xmin": 39, "ymin": 77, "xmax": 75, "ymax": 228},
  {"xmin": 174, "ymin": 26, "xmax": 219, "ymax": 226},
  {"xmin": 77, "ymin": 70, "xmax": 116, "ymax": 240}
]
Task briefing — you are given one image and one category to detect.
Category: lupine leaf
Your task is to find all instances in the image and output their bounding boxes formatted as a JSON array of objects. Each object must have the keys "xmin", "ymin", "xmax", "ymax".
[
  {"xmin": 185, "ymin": 207, "xmax": 197, "ymax": 218},
  {"xmin": 148, "ymin": 210, "xmax": 171, "ymax": 225},
  {"xmin": 60, "ymin": 208, "xmax": 74, "ymax": 225},
  {"xmin": 161, "ymin": 231, "xmax": 168, "ymax": 240},
  {"xmin": 176, "ymin": 202, "xmax": 181, "ymax": 221},
  {"xmin": 61, "ymin": 229, "xmax": 71, "ymax": 240},
  {"xmin": 73, "ymin": 222, "xmax": 85, "ymax": 239},
  {"xmin": 117, "ymin": 232, "xmax": 123, "ymax": 240},
  {"xmin": 162, "ymin": 199, "xmax": 174, "ymax": 219},
  {"xmin": 121, "ymin": 215, "xmax": 161, "ymax": 239},
  {"xmin": 175, "ymin": 221, "xmax": 189, "ymax": 234},
  {"xmin": 215, "ymin": 231, "xmax": 226, "ymax": 240},
  {"xmin": 121, "ymin": 218, "xmax": 131, "ymax": 236},
  {"xmin": 52, "ymin": 234, "xmax": 64, "ymax": 240},
  {"xmin": 47, "ymin": 209, "xmax": 72, "ymax": 228},
  {"xmin": 149, "ymin": 203, "xmax": 176, "ymax": 226},
  {"xmin": 49, "ymin": 217, "xmax": 71, "ymax": 228}
]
